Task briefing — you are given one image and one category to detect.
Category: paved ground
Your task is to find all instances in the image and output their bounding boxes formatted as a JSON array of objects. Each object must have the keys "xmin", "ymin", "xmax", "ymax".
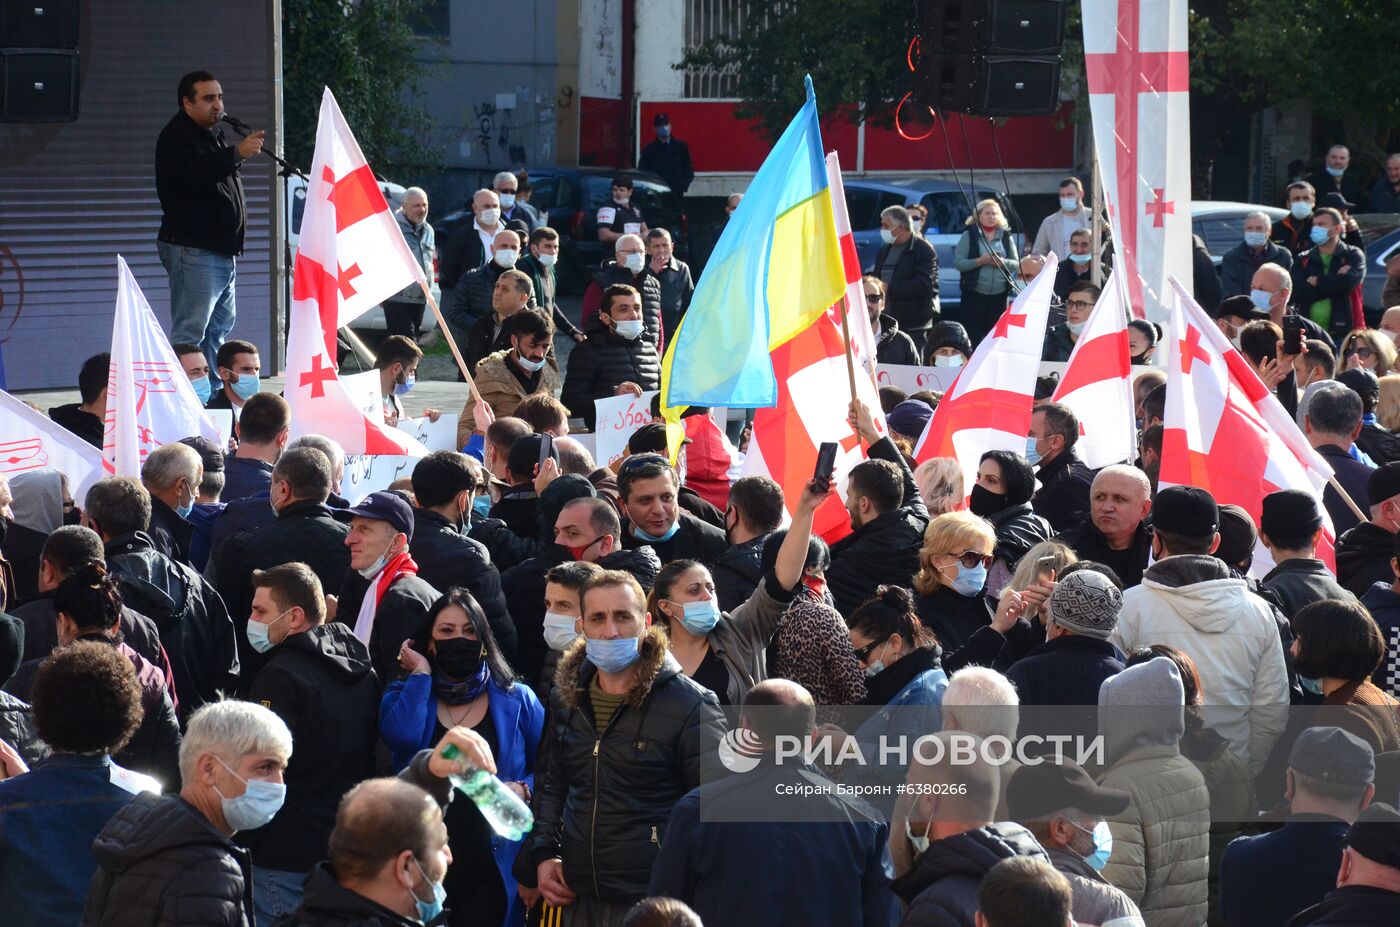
[{"xmin": 13, "ymin": 296, "xmax": 585, "ymax": 421}]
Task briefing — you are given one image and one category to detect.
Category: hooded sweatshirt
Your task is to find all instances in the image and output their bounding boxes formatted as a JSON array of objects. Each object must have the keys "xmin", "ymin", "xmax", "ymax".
[{"xmin": 1112, "ymin": 554, "xmax": 1289, "ymax": 772}]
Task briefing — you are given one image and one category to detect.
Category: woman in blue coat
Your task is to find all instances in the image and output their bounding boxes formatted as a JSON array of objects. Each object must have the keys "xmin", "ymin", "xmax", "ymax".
[{"xmin": 381, "ymin": 588, "xmax": 544, "ymax": 927}]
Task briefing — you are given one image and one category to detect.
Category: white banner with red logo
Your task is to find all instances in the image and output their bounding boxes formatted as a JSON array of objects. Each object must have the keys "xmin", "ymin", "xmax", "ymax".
[
  {"xmin": 104, "ymin": 256, "xmax": 221, "ymax": 476},
  {"xmin": 1083, "ymin": 0, "xmax": 1193, "ymax": 321},
  {"xmin": 0, "ymin": 388, "xmax": 106, "ymax": 503}
]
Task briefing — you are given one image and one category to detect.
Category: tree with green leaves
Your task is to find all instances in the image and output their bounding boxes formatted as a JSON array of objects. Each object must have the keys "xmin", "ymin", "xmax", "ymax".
[{"xmin": 282, "ymin": 0, "xmax": 435, "ymax": 172}]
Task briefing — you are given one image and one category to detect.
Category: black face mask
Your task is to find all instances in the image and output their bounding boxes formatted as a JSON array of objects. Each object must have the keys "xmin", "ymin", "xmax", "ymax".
[
  {"xmin": 1131, "ymin": 352, "xmax": 1150, "ymax": 366},
  {"xmin": 433, "ymin": 637, "xmax": 484, "ymax": 679},
  {"xmin": 63, "ymin": 508, "xmax": 83, "ymax": 526},
  {"xmin": 968, "ymin": 484, "xmax": 1011, "ymax": 518}
]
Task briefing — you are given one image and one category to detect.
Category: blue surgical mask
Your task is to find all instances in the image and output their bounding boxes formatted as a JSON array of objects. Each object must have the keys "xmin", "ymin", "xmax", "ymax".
[
  {"xmin": 1072, "ymin": 820, "xmax": 1114, "ymax": 872},
  {"xmin": 1310, "ymin": 225, "xmax": 1330, "ymax": 245},
  {"xmin": 879, "ymin": 228, "xmax": 896, "ymax": 245},
  {"xmin": 950, "ymin": 563, "xmax": 987, "ymax": 598},
  {"xmin": 543, "ymin": 612, "xmax": 581, "ymax": 652},
  {"xmin": 214, "ymin": 758, "xmax": 286, "ymax": 832},
  {"xmin": 410, "ymin": 856, "xmax": 447, "ymax": 924},
  {"xmin": 675, "ymin": 599, "xmax": 721, "ymax": 636},
  {"xmin": 632, "ymin": 520, "xmax": 680, "ymax": 543},
  {"xmin": 498, "ymin": 193, "xmax": 516, "ymax": 210},
  {"xmin": 1244, "ymin": 231, "xmax": 1268, "ymax": 248},
  {"xmin": 472, "ymin": 494, "xmax": 492, "ymax": 518},
  {"xmin": 1325, "ymin": 165, "xmax": 1344, "ymax": 177},
  {"xmin": 175, "ymin": 501, "xmax": 194, "ymax": 519},
  {"xmin": 1059, "ymin": 196, "xmax": 1080, "ymax": 212},
  {"xmin": 1291, "ymin": 201, "xmax": 1313, "ymax": 221},
  {"xmin": 394, "ymin": 375, "xmax": 415, "ymax": 396},
  {"xmin": 864, "ymin": 641, "xmax": 891, "ymax": 679},
  {"xmin": 1025, "ymin": 436, "xmax": 1043, "ymax": 466},
  {"xmin": 1068, "ymin": 252, "xmax": 1092, "ymax": 265},
  {"xmin": 586, "ymin": 635, "xmax": 642, "ymax": 673},
  {"xmin": 1249, "ymin": 289, "xmax": 1274, "ymax": 311},
  {"xmin": 246, "ymin": 608, "xmax": 292, "ymax": 654},
  {"xmin": 1300, "ymin": 675, "xmax": 1324, "ymax": 696},
  {"xmin": 231, "ymin": 374, "xmax": 260, "ymax": 401},
  {"xmin": 193, "ymin": 376, "xmax": 213, "ymax": 404}
]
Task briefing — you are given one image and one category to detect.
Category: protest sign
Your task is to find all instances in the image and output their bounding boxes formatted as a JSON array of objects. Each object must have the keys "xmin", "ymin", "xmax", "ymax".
[{"xmin": 593, "ymin": 391, "xmax": 659, "ymax": 467}]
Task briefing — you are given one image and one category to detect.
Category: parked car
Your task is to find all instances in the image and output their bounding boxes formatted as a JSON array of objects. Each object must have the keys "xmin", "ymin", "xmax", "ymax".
[
  {"xmin": 1189, "ymin": 201, "xmax": 1288, "ymax": 267},
  {"xmin": 435, "ymin": 167, "xmax": 688, "ymax": 294},
  {"xmin": 843, "ymin": 178, "xmax": 1025, "ymax": 310},
  {"xmin": 1357, "ymin": 213, "xmax": 1400, "ymax": 315}
]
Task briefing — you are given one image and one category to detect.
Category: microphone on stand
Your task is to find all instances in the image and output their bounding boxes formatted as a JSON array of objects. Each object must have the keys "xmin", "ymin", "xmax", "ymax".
[{"xmin": 219, "ymin": 113, "xmax": 253, "ymax": 133}]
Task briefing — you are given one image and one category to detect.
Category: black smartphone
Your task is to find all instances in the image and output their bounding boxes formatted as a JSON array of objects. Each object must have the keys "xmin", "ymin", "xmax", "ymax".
[
  {"xmin": 537, "ymin": 432, "xmax": 554, "ymax": 471},
  {"xmin": 1283, "ymin": 315, "xmax": 1304, "ymax": 356},
  {"xmin": 814, "ymin": 441, "xmax": 838, "ymax": 490}
]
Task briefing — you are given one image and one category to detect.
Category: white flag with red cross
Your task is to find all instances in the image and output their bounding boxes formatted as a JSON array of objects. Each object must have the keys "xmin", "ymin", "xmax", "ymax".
[
  {"xmin": 0, "ymin": 387, "xmax": 106, "ymax": 504},
  {"xmin": 1161, "ymin": 276, "xmax": 1336, "ymax": 572},
  {"xmin": 104, "ymin": 256, "xmax": 222, "ymax": 477},
  {"xmin": 913, "ymin": 259, "xmax": 1059, "ymax": 493},
  {"xmin": 1083, "ymin": 0, "xmax": 1193, "ymax": 322},
  {"xmin": 285, "ymin": 88, "xmax": 428, "ymax": 456},
  {"xmin": 825, "ymin": 151, "xmax": 878, "ymax": 376},
  {"xmin": 1051, "ymin": 271, "xmax": 1137, "ymax": 469}
]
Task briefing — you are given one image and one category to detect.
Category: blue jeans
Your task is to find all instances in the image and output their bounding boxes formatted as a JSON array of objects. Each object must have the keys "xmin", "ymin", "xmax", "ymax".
[
  {"xmin": 158, "ymin": 240, "xmax": 237, "ymax": 376},
  {"xmin": 252, "ymin": 865, "xmax": 306, "ymax": 927}
]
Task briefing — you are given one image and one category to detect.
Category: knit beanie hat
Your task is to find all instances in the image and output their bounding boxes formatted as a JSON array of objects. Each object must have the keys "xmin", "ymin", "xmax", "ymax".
[{"xmin": 1048, "ymin": 570, "xmax": 1122, "ymax": 640}]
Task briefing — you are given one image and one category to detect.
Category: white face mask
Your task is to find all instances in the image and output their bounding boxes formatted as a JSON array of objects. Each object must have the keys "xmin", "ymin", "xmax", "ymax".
[
  {"xmin": 537, "ymin": 252, "xmax": 558, "ymax": 268},
  {"xmin": 614, "ymin": 319, "xmax": 644, "ymax": 340},
  {"xmin": 879, "ymin": 228, "xmax": 896, "ymax": 245},
  {"xmin": 932, "ymin": 353, "xmax": 965, "ymax": 368},
  {"xmin": 478, "ymin": 207, "xmax": 501, "ymax": 227},
  {"xmin": 623, "ymin": 252, "xmax": 646, "ymax": 274},
  {"xmin": 906, "ymin": 814, "xmax": 933, "ymax": 856},
  {"xmin": 494, "ymin": 248, "xmax": 519, "ymax": 269},
  {"xmin": 543, "ymin": 612, "xmax": 581, "ymax": 652},
  {"xmin": 498, "ymin": 193, "xmax": 516, "ymax": 209}
]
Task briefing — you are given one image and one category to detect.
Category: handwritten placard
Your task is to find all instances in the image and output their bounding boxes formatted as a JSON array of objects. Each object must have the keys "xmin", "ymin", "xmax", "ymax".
[
  {"xmin": 593, "ymin": 391, "xmax": 659, "ymax": 467},
  {"xmin": 342, "ymin": 453, "xmax": 417, "ymax": 504},
  {"xmin": 396, "ymin": 413, "xmax": 461, "ymax": 452}
]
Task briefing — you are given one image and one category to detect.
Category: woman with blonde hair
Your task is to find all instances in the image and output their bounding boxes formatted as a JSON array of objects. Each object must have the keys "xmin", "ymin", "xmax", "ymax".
[
  {"xmin": 1336, "ymin": 328, "xmax": 1398, "ymax": 376},
  {"xmin": 913, "ymin": 456, "xmax": 963, "ymax": 517},
  {"xmin": 1001, "ymin": 539, "xmax": 1077, "ymax": 624},
  {"xmin": 1379, "ymin": 374, "xmax": 1400, "ymax": 431},
  {"xmin": 911, "ymin": 510, "xmax": 1047, "ymax": 671},
  {"xmin": 953, "ymin": 198, "xmax": 1019, "ymax": 345}
]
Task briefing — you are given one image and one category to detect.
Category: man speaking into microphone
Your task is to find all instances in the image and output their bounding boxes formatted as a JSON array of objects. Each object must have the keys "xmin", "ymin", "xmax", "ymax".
[{"xmin": 155, "ymin": 70, "xmax": 264, "ymax": 377}]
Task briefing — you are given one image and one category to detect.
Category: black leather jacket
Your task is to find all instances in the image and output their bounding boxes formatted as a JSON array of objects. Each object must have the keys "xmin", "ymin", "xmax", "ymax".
[
  {"xmin": 984, "ymin": 502, "xmax": 1053, "ymax": 572},
  {"xmin": 517, "ymin": 627, "xmax": 726, "ymax": 902},
  {"xmin": 106, "ymin": 531, "xmax": 238, "ymax": 720}
]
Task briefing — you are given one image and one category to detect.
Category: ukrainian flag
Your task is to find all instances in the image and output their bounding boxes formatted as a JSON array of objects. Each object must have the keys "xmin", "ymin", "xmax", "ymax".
[{"xmin": 661, "ymin": 75, "xmax": 846, "ymax": 424}]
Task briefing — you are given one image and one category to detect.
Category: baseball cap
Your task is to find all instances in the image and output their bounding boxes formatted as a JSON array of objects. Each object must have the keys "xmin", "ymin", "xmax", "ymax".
[
  {"xmin": 1289, "ymin": 726, "xmax": 1375, "ymax": 788},
  {"xmin": 178, "ymin": 435, "xmax": 225, "ymax": 474},
  {"xmin": 1214, "ymin": 294, "xmax": 1270, "ymax": 323},
  {"xmin": 344, "ymin": 490, "xmax": 414, "ymax": 540},
  {"xmin": 1005, "ymin": 761, "xmax": 1132, "ymax": 821},
  {"xmin": 1369, "ymin": 462, "xmax": 1400, "ymax": 506},
  {"xmin": 1261, "ymin": 489, "xmax": 1323, "ymax": 540},
  {"xmin": 1319, "ymin": 191, "xmax": 1356, "ymax": 212},
  {"xmin": 653, "ymin": 112, "xmax": 670, "ymax": 126}
]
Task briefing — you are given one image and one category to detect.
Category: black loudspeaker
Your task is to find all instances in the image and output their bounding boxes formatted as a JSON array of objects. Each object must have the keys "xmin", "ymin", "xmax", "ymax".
[
  {"xmin": 0, "ymin": 49, "xmax": 79, "ymax": 122},
  {"xmin": 0, "ymin": 0, "xmax": 79, "ymax": 48},
  {"xmin": 919, "ymin": 54, "xmax": 1061, "ymax": 117},
  {"xmin": 914, "ymin": 0, "xmax": 1063, "ymax": 116},
  {"xmin": 920, "ymin": 0, "xmax": 1065, "ymax": 54}
]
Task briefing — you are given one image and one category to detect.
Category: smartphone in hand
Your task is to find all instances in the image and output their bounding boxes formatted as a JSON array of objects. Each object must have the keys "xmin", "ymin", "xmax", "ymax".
[{"xmin": 813, "ymin": 442, "xmax": 838, "ymax": 492}]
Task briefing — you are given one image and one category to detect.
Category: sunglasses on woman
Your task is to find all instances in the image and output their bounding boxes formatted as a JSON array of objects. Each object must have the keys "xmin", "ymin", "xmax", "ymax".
[
  {"xmin": 852, "ymin": 636, "xmax": 890, "ymax": 662},
  {"xmin": 1345, "ymin": 346, "xmax": 1373, "ymax": 359},
  {"xmin": 947, "ymin": 550, "xmax": 994, "ymax": 570}
]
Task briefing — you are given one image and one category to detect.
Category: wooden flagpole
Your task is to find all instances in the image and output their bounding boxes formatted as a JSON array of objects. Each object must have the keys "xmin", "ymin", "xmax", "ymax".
[
  {"xmin": 419, "ymin": 281, "xmax": 480, "ymax": 402},
  {"xmin": 838, "ymin": 293, "xmax": 859, "ymax": 406},
  {"xmin": 1328, "ymin": 474, "xmax": 1369, "ymax": 525}
]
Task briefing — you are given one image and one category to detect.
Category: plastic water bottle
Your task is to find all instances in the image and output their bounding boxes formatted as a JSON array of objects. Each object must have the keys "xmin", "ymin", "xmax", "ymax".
[{"xmin": 440, "ymin": 744, "xmax": 534, "ymax": 840}]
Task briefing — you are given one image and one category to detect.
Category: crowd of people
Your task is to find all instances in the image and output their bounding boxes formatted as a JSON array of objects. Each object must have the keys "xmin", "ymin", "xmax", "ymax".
[{"xmin": 4, "ymin": 74, "xmax": 1400, "ymax": 927}]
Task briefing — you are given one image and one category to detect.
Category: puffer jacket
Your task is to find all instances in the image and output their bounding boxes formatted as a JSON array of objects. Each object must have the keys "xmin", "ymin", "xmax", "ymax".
[
  {"xmin": 1032, "ymin": 449, "xmax": 1095, "ymax": 533},
  {"xmin": 1335, "ymin": 521, "xmax": 1395, "ymax": 597},
  {"xmin": 516, "ymin": 626, "xmax": 726, "ymax": 903},
  {"xmin": 983, "ymin": 502, "xmax": 1053, "ymax": 596},
  {"xmin": 892, "ymin": 822, "xmax": 1047, "ymax": 927},
  {"xmin": 105, "ymin": 531, "xmax": 239, "ymax": 721},
  {"xmin": 444, "ymin": 260, "xmax": 508, "ymax": 352},
  {"xmin": 827, "ymin": 437, "xmax": 930, "ymax": 618},
  {"xmin": 1041, "ymin": 322, "xmax": 1078, "ymax": 362},
  {"xmin": 560, "ymin": 328, "xmax": 661, "ymax": 431},
  {"xmin": 1113, "ymin": 555, "xmax": 1289, "ymax": 772},
  {"xmin": 875, "ymin": 313, "xmax": 920, "ymax": 366},
  {"xmin": 583, "ymin": 261, "xmax": 664, "ymax": 348},
  {"xmin": 83, "ymin": 793, "xmax": 254, "ymax": 927},
  {"xmin": 1097, "ymin": 659, "xmax": 1210, "ymax": 927},
  {"xmin": 1044, "ymin": 847, "xmax": 1144, "ymax": 927},
  {"xmin": 274, "ymin": 862, "xmax": 417, "ymax": 926},
  {"xmin": 711, "ymin": 535, "xmax": 768, "ymax": 613}
]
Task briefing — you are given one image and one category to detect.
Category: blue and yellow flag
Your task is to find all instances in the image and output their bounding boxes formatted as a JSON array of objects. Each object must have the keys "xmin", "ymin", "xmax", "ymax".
[{"xmin": 660, "ymin": 76, "xmax": 845, "ymax": 456}]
